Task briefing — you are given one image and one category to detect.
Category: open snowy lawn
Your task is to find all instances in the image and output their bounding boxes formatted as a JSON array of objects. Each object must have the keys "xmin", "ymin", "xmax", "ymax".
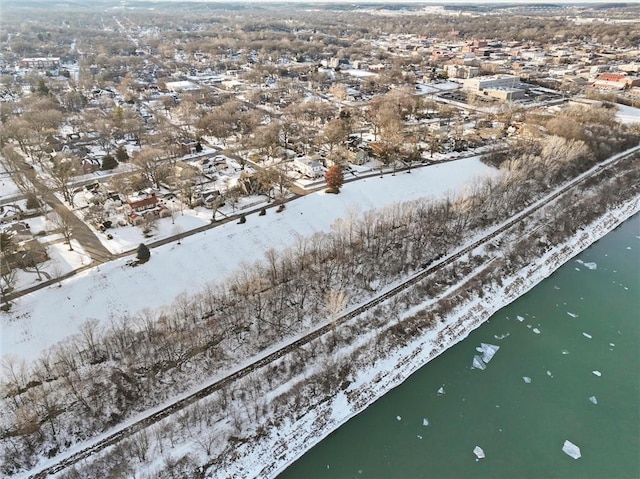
[
  {"xmin": 1, "ymin": 157, "xmax": 497, "ymax": 362},
  {"xmin": 95, "ymin": 207, "xmax": 212, "ymax": 254},
  {"xmin": 0, "ymin": 162, "xmax": 21, "ymax": 201}
]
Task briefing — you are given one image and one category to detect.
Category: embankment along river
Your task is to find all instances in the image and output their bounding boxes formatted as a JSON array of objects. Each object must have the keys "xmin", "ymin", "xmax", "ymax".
[{"xmin": 280, "ymin": 214, "xmax": 639, "ymax": 479}]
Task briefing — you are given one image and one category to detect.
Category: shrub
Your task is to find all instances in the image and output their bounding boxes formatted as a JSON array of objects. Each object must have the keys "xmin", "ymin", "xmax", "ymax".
[{"xmin": 136, "ymin": 243, "xmax": 150, "ymax": 263}]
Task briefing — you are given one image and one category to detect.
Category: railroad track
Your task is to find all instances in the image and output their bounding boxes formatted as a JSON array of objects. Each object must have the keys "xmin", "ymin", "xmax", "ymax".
[{"xmin": 25, "ymin": 147, "xmax": 638, "ymax": 479}]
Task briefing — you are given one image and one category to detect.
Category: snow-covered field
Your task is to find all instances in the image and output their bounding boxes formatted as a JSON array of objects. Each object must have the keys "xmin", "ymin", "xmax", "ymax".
[
  {"xmin": 1, "ymin": 156, "xmax": 497, "ymax": 362},
  {"xmin": 615, "ymin": 104, "xmax": 640, "ymax": 124}
]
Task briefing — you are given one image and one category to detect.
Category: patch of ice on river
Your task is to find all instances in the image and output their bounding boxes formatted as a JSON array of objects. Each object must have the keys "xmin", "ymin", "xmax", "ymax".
[
  {"xmin": 567, "ymin": 312, "xmax": 578, "ymax": 318},
  {"xmin": 589, "ymin": 396, "xmax": 598, "ymax": 405},
  {"xmin": 562, "ymin": 440, "xmax": 581, "ymax": 459},
  {"xmin": 547, "ymin": 370, "xmax": 553, "ymax": 377},
  {"xmin": 494, "ymin": 333, "xmax": 510, "ymax": 340},
  {"xmin": 553, "ymin": 285, "xmax": 560, "ymax": 290},
  {"xmin": 561, "ymin": 350, "xmax": 570, "ymax": 355},
  {"xmin": 533, "ymin": 328, "xmax": 541, "ymax": 334},
  {"xmin": 472, "ymin": 355, "xmax": 486, "ymax": 370},
  {"xmin": 609, "ymin": 343, "xmax": 615, "ymax": 347},
  {"xmin": 575, "ymin": 267, "xmax": 580, "ymax": 271},
  {"xmin": 593, "ymin": 370, "xmax": 602, "ymax": 377},
  {"xmin": 523, "ymin": 376, "xmax": 532, "ymax": 383},
  {"xmin": 417, "ymin": 435, "xmax": 423, "ymax": 440},
  {"xmin": 516, "ymin": 315, "xmax": 525, "ymax": 322},
  {"xmin": 527, "ymin": 324, "xmax": 532, "ymax": 329},
  {"xmin": 473, "ymin": 446, "xmax": 485, "ymax": 459},
  {"xmin": 576, "ymin": 260, "xmax": 597, "ymax": 270},
  {"xmin": 423, "ymin": 418, "xmax": 429, "ymax": 427},
  {"xmin": 396, "ymin": 416, "xmax": 402, "ymax": 421},
  {"xmin": 480, "ymin": 343, "xmax": 499, "ymax": 363},
  {"xmin": 437, "ymin": 386, "xmax": 445, "ymax": 396},
  {"xmin": 582, "ymin": 332, "xmax": 592, "ymax": 339}
]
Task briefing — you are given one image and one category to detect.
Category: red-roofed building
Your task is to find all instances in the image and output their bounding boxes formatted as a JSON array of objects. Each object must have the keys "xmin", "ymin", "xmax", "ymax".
[
  {"xmin": 127, "ymin": 193, "xmax": 158, "ymax": 212},
  {"xmin": 597, "ymin": 73, "xmax": 626, "ymax": 83},
  {"xmin": 595, "ymin": 73, "xmax": 640, "ymax": 88}
]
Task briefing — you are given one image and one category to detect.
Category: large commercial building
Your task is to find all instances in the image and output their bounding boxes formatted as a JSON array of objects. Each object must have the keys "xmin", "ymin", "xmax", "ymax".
[
  {"xmin": 19, "ymin": 57, "xmax": 60, "ymax": 69},
  {"xmin": 463, "ymin": 74, "xmax": 521, "ymax": 92},
  {"xmin": 463, "ymin": 74, "xmax": 524, "ymax": 101}
]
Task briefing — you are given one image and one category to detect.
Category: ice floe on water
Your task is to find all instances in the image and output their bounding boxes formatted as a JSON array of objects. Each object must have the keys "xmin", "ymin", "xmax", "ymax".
[
  {"xmin": 561, "ymin": 350, "xmax": 570, "ymax": 355},
  {"xmin": 480, "ymin": 343, "xmax": 499, "ymax": 362},
  {"xmin": 473, "ymin": 446, "xmax": 485, "ymax": 460},
  {"xmin": 494, "ymin": 333, "xmax": 510, "ymax": 340},
  {"xmin": 547, "ymin": 370, "xmax": 553, "ymax": 378},
  {"xmin": 562, "ymin": 440, "xmax": 581, "ymax": 459},
  {"xmin": 523, "ymin": 376, "xmax": 532, "ymax": 383},
  {"xmin": 396, "ymin": 416, "xmax": 402, "ymax": 421},
  {"xmin": 472, "ymin": 343, "xmax": 500, "ymax": 370},
  {"xmin": 583, "ymin": 332, "xmax": 592, "ymax": 339},
  {"xmin": 437, "ymin": 386, "xmax": 445, "ymax": 396},
  {"xmin": 533, "ymin": 328, "xmax": 541, "ymax": 334},
  {"xmin": 422, "ymin": 418, "xmax": 429, "ymax": 427},
  {"xmin": 516, "ymin": 315, "xmax": 525, "ymax": 322},
  {"xmin": 567, "ymin": 312, "xmax": 578, "ymax": 318},
  {"xmin": 472, "ymin": 355, "xmax": 487, "ymax": 370},
  {"xmin": 417, "ymin": 435, "xmax": 423, "ymax": 440},
  {"xmin": 576, "ymin": 259, "xmax": 597, "ymax": 270},
  {"xmin": 589, "ymin": 396, "xmax": 598, "ymax": 405},
  {"xmin": 609, "ymin": 343, "xmax": 615, "ymax": 347},
  {"xmin": 593, "ymin": 370, "xmax": 602, "ymax": 377}
]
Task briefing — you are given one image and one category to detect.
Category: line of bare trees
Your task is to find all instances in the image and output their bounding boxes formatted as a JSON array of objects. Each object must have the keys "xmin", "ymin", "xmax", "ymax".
[{"xmin": 1, "ymin": 113, "xmax": 638, "ymax": 475}]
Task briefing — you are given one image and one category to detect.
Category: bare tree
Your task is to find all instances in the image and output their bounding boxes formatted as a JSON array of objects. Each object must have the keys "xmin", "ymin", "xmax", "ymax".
[
  {"xmin": 252, "ymin": 122, "xmax": 282, "ymax": 162},
  {"xmin": 48, "ymin": 206, "xmax": 75, "ymax": 250},
  {"xmin": 0, "ymin": 264, "xmax": 17, "ymax": 310},
  {"xmin": 318, "ymin": 117, "xmax": 350, "ymax": 161},
  {"xmin": 210, "ymin": 195, "xmax": 225, "ymax": 222},
  {"xmin": 132, "ymin": 148, "xmax": 170, "ymax": 189},
  {"xmin": 47, "ymin": 153, "xmax": 80, "ymax": 206},
  {"xmin": 325, "ymin": 289, "xmax": 347, "ymax": 341},
  {"xmin": 22, "ymin": 241, "xmax": 49, "ymax": 282}
]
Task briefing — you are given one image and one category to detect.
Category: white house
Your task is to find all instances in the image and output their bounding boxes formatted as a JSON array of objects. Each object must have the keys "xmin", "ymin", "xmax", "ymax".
[{"xmin": 294, "ymin": 157, "xmax": 323, "ymax": 178}]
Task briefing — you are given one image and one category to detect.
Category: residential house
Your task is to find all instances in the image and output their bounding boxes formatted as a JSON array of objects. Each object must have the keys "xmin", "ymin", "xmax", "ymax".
[
  {"xmin": 294, "ymin": 157, "xmax": 323, "ymax": 178},
  {"xmin": 125, "ymin": 192, "xmax": 170, "ymax": 225}
]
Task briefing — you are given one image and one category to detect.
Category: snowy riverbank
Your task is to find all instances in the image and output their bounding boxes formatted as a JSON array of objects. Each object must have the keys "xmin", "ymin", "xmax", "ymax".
[{"xmin": 220, "ymin": 196, "xmax": 639, "ymax": 479}]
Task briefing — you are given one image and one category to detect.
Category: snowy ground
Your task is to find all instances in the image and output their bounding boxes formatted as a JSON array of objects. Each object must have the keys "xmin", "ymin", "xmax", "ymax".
[
  {"xmin": 615, "ymin": 104, "xmax": 640, "ymax": 124},
  {"xmin": 0, "ymin": 162, "xmax": 21, "ymax": 202},
  {"xmin": 1, "ymin": 156, "xmax": 497, "ymax": 362}
]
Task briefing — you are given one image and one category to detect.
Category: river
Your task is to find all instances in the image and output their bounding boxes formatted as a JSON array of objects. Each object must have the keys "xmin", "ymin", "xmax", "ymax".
[{"xmin": 279, "ymin": 214, "xmax": 639, "ymax": 479}]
